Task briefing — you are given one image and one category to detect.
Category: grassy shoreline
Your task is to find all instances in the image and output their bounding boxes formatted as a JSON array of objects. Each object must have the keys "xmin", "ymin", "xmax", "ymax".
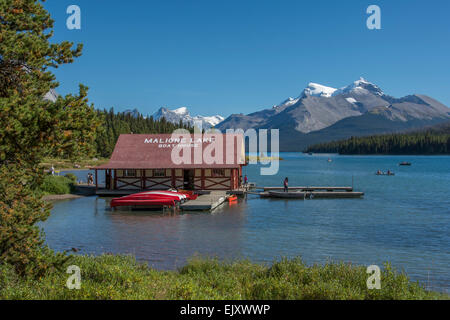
[{"xmin": 0, "ymin": 255, "xmax": 447, "ymax": 300}]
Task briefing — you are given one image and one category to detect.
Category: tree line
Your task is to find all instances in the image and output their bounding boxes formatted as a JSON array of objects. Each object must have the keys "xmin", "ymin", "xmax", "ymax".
[
  {"xmin": 94, "ymin": 109, "xmax": 192, "ymax": 158},
  {"xmin": 304, "ymin": 123, "xmax": 450, "ymax": 155}
]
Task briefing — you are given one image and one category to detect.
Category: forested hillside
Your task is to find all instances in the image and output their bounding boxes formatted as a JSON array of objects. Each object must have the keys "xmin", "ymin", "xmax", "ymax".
[
  {"xmin": 95, "ymin": 108, "xmax": 192, "ymax": 157},
  {"xmin": 304, "ymin": 121, "xmax": 450, "ymax": 155}
]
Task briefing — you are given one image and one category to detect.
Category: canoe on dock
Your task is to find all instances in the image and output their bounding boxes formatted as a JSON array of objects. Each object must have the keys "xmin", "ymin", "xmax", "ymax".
[{"xmin": 268, "ymin": 191, "xmax": 306, "ymax": 199}]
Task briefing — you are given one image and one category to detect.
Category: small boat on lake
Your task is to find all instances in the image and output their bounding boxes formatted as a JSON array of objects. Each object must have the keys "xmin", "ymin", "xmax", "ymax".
[
  {"xmin": 268, "ymin": 191, "xmax": 306, "ymax": 199},
  {"xmin": 399, "ymin": 162, "xmax": 412, "ymax": 166},
  {"xmin": 376, "ymin": 172, "xmax": 395, "ymax": 176}
]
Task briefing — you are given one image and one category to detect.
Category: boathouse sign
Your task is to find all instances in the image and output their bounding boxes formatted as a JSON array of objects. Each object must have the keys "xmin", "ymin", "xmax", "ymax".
[{"xmin": 144, "ymin": 137, "xmax": 216, "ymax": 149}]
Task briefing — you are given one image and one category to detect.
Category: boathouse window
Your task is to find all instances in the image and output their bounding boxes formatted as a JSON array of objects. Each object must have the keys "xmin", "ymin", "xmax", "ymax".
[
  {"xmin": 123, "ymin": 169, "xmax": 136, "ymax": 177},
  {"xmin": 212, "ymin": 169, "xmax": 225, "ymax": 177},
  {"xmin": 154, "ymin": 169, "xmax": 165, "ymax": 177}
]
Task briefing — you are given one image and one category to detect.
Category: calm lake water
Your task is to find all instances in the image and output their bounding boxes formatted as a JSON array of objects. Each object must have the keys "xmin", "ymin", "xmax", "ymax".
[{"xmin": 42, "ymin": 154, "xmax": 450, "ymax": 292}]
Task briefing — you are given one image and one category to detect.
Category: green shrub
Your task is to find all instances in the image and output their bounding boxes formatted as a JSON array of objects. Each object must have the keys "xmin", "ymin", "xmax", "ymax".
[
  {"xmin": 40, "ymin": 175, "xmax": 74, "ymax": 195},
  {"xmin": 64, "ymin": 173, "xmax": 77, "ymax": 183},
  {"xmin": 0, "ymin": 255, "xmax": 447, "ymax": 300}
]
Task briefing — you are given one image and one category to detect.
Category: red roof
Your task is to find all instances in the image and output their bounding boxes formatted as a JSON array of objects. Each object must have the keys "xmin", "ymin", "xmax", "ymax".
[{"xmin": 93, "ymin": 133, "xmax": 245, "ymax": 169}]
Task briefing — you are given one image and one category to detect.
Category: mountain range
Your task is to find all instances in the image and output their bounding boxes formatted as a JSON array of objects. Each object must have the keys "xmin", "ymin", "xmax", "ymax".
[
  {"xmin": 216, "ymin": 78, "xmax": 450, "ymax": 151},
  {"xmin": 152, "ymin": 107, "xmax": 224, "ymax": 129},
  {"xmin": 46, "ymin": 77, "xmax": 450, "ymax": 151}
]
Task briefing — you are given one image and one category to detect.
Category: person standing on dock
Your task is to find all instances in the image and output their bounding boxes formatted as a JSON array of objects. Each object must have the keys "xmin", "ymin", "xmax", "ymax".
[
  {"xmin": 244, "ymin": 175, "xmax": 248, "ymax": 185},
  {"xmin": 283, "ymin": 177, "xmax": 289, "ymax": 192}
]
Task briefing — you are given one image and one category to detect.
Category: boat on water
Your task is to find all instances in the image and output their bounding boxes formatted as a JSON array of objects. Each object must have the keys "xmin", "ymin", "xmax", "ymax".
[
  {"xmin": 376, "ymin": 172, "xmax": 395, "ymax": 176},
  {"xmin": 110, "ymin": 190, "xmax": 197, "ymax": 209},
  {"xmin": 399, "ymin": 162, "xmax": 412, "ymax": 166},
  {"xmin": 268, "ymin": 191, "xmax": 306, "ymax": 199}
]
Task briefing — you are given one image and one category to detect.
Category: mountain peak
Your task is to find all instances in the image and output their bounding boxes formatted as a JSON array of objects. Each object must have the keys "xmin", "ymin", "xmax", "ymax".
[
  {"xmin": 300, "ymin": 78, "xmax": 384, "ymax": 99},
  {"xmin": 303, "ymin": 82, "xmax": 337, "ymax": 98},
  {"xmin": 172, "ymin": 107, "xmax": 189, "ymax": 115},
  {"xmin": 336, "ymin": 78, "xmax": 384, "ymax": 96}
]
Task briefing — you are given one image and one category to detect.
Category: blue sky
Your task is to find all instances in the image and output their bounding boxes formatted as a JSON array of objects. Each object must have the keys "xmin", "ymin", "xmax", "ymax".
[{"xmin": 44, "ymin": 0, "xmax": 450, "ymax": 116}]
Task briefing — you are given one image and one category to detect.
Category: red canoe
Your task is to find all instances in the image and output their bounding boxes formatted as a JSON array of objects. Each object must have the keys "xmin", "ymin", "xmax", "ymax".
[
  {"xmin": 110, "ymin": 198, "xmax": 176, "ymax": 208},
  {"xmin": 110, "ymin": 190, "xmax": 196, "ymax": 208},
  {"xmin": 125, "ymin": 191, "xmax": 187, "ymax": 201}
]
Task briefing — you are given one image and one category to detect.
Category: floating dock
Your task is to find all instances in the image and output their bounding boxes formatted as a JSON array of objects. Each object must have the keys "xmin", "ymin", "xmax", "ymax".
[
  {"xmin": 258, "ymin": 191, "xmax": 364, "ymax": 199},
  {"xmin": 262, "ymin": 186, "xmax": 354, "ymax": 192},
  {"xmin": 180, "ymin": 191, "xmax": 228, "ymax": 211}
]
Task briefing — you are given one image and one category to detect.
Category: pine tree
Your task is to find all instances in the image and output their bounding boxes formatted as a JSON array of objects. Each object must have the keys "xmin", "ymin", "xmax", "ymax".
[{"xmin": 0, "ymin": 0, "xmax": 99, "ymax": 276}]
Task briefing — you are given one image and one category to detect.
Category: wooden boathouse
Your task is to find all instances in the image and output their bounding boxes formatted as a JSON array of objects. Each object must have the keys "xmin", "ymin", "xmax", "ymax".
[{"xmin": 93, "ymin": 133, "xmax": 246, "ymax": 192}]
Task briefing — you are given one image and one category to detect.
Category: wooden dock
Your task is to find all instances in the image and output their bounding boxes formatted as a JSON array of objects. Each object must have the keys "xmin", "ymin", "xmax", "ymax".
[
  {"xmin": 258, "ymin": 191, "xmax": 364, "ymax": 199},
  {"xmin": 262, "ymin": 186, "xmax": 354, "ymax": 192},
  {"xmin": 96, "ymin": 189, "xmax": 140, "ymax": 197},
  {"xmin": 180, "ymin": 191, "xmax": 228, "ymax": 211}
]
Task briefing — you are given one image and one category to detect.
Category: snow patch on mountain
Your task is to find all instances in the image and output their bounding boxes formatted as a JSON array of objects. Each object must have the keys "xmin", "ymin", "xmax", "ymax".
[
  {"xmin": 303, "ymin": 83, "xmax": 337, "ymax": 97},
  {"xmin": 172, "ymin": 107, "xmax": 188, "ymax": 115},
  {"xmin": 275, "ymin": 97, "xmax": 300, "ymax": 108}
]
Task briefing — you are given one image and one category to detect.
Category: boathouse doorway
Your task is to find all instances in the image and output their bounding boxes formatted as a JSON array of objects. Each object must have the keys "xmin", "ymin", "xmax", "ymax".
[{"xmin": 183, "ymin": 169, "xmax": 195, "ymax": 190}]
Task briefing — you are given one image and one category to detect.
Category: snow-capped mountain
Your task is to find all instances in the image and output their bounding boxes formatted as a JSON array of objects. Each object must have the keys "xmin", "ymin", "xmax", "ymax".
[
  {"xmin": 217, "ymin": 78, "xmax": 450, "ymax": 151},
  {"xmin": 123, "ymin": 108, "xmax": 141, "ymax": 118},
  {"xmin": 43, "ymin": 89, "xmax": 58, "ymax": 102},
  {"xmin": 153, "ymin": 107, "xmax": 224, "ymax": 129},
  {"xmin": 298, "ymin": 78, "xmax": 385, "ymax": 99}
]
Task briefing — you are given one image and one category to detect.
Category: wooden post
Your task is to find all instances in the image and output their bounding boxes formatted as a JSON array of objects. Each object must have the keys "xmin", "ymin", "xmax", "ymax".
[
  {"xmin": 142, "ymin": 169, "xmax": 146, "ymax": 190},
  {"xmin": 230, "ymin": 169, "xmax": 234, "ymax": 190},
  {"xmin": 95, "ymin": 169, "xmax": 98, "ymax": 191},
  {"xmin": 114, "ymin": 169, "xmax": 117, "ymax": 190},
  {"xmin": 201, "ymin": 169, "xmax": 205, "ymax": 190},
  {"xmin": 109, "ymin": 170, "xmax": 113, "ymax": 190},
  {"xmin": 171, "ymin": 169, "xmax": 176, "ymax": 188}
]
